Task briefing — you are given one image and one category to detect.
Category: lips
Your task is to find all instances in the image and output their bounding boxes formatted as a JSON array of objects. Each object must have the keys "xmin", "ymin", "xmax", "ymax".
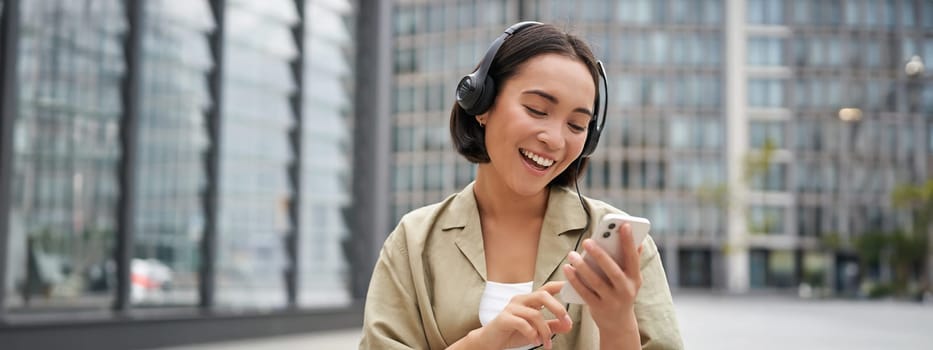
[{"xmin": 520, "ymin": 148, "xmax": 555, "ymax": 170}]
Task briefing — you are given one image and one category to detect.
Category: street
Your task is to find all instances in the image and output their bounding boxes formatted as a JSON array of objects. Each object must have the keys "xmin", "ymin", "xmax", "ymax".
[{"xmin": 167, "ymin": 293, "xmax": 933, "ymax": 349}]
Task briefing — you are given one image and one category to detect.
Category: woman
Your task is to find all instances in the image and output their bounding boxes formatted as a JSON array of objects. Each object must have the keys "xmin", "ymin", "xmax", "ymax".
[{"xmin": 360, "ymin": 22, "xmax": 682, "ymax": 350}]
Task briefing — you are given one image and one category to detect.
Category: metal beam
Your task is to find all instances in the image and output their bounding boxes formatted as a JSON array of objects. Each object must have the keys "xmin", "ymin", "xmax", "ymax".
[
  {"xmin": 0, "ymin": 0, "xmax": 22, "ymax": 313},
  {"xmin": 285, "ymin": 0, "xmax": 306, "ymax": 307},
  {"xmin": 114, "ymin": 0, "xmax": 144, "ymax": 312},
  {"xmin": 201, "ymin": 0, "xmax": 226, "ymax": 309},
  {"xmin": 0, "ymin": 304, "xmax": 363, "ymax": 350}
]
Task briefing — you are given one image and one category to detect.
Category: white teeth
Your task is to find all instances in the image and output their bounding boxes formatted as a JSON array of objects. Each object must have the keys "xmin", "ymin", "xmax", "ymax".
[{"xmin": 521, "ymin": 149, "xmax": 554, "ymax": 168}]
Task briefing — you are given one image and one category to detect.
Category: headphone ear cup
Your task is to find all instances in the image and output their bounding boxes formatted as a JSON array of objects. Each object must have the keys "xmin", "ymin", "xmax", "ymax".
[
  {"xmin": 456, "ymin": 74, "xmax": 481, "ymax": 113},
  {"xmin": 457, "ymin": 73, "xmax": 496, "ymax": 115},
  {"xmin": 457, "ymin": 74, "xmax": 496, "ymax": 116},
  {"xmin": 470, "ymin": 75, "xmax": 497, "ymax": 116}
]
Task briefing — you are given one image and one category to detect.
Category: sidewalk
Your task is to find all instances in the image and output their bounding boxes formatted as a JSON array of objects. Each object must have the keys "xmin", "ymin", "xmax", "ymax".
[
  {"xmin": 162, "ymin": 329, "xmax": 361, "ymax": 350},
  {"xmin": 168, "ymin": 293, "xmax": 933, "ymax": 350}
]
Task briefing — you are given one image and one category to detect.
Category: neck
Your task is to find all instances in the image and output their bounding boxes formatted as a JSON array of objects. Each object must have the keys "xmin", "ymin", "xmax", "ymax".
[{"xmin": 472, "ymin": 165, "xmax": 549, "ymax": 221}]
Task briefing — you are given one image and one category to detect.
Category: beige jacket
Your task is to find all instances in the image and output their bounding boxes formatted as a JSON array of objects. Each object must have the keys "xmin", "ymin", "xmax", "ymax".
[{"xmin": 360, "ymin": 183, "xmax": 683, "ymax": 349}]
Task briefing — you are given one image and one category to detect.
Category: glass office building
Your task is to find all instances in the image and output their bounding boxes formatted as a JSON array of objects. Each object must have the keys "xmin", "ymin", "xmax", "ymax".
[
  {"xmin": 391, "ymin": 0, "xmax": 933, "ymax": 293},
  {"xmin": 0, "ymin": 0, "xmax": 360, "ymax": 348}
]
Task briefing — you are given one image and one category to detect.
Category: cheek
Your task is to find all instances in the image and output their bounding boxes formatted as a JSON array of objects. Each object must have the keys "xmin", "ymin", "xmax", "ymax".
[{"xmin": 569, "ymin": 133, "xmax": 588, "ymax": 156}]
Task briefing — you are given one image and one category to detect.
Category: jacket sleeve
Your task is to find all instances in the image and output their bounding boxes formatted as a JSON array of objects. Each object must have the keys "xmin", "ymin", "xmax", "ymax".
[
  {"xmin": 635, "ymin": 236, "xmax": 685, "ymax": 350},
  {"xmin": 359, "ymin": 225, "xmax": 430, "ymax": 350}
]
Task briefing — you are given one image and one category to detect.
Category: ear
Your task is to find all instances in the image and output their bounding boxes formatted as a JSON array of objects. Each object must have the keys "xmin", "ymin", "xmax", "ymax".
[{"xmin": 475, "ymin": 113, "xmax": 488, "ymax": 127}]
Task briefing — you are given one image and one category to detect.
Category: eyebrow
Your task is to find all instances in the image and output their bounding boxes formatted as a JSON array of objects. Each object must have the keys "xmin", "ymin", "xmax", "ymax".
[{"xmin": 521, "ymin": 89, "xmax": 594, "ymax": 116}]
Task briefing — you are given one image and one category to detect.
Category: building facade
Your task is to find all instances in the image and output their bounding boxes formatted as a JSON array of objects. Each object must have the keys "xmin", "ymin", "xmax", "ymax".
[
  {"xmin": 0, "ymin": 0, "xmax": 365, "ymax": 348},
  {"xmin": 390, "ymin": 0, "xmax": 933, "ymax": 294}
]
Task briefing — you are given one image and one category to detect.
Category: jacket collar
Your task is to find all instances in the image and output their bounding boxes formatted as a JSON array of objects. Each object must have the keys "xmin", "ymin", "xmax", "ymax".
[{"xmin": 440, "ymin": 182, "xmax": 589, "ymax": 287}]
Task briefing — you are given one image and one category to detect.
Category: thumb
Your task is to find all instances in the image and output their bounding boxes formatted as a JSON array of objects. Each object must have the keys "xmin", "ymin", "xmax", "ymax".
[{"xmin": 539, "ymin": 281, "xmax": 566, "ymax": 295}]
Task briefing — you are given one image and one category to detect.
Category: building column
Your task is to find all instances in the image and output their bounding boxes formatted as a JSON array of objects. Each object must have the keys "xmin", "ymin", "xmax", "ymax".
[
  {"xmin": 0, "ymin": 0, "xmax": 22, "ymax": 310},
  {"xmin": 724, "ymin": 0, "xmax": 749, "ymax": 293},
  {"xmin": 114, "ymin": 0, "xmax": 144, "ymax": 311},
  {"xmin": 350, "ymin": 0, "xmax": 392, "ymax": 299}
]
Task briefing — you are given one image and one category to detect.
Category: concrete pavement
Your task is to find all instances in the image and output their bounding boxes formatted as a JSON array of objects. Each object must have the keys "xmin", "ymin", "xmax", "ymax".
[{"xmin": 165, "ymin": 293, "xmax": 933, "ymax": 349}]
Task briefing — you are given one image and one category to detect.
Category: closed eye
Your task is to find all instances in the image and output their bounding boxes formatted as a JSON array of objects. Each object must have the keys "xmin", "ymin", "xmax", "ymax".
[
  {"xmin": 569, "ymin": 123, "xmax": 586, "ymax": 133},
  {"xmin": 524, "ymin": 106, "xmax": 546, "ymax": 116}
]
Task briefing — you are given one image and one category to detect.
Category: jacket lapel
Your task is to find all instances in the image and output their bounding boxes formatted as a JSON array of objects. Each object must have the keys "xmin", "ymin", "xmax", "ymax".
[
  {"xmin": 534, "ymin": 186, "xmax": 588, "ymax": 289},
  {"xmin": 440, "ymin": 182, "xmax": 488, "ymax": 281}
]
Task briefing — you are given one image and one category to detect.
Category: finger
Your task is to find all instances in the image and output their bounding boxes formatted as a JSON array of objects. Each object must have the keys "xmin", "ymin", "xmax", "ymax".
[
  {"xmin": 569, "ymin": 249, "xmax": 612, "ymax": 293},
  {"xmin": 546, "ymin": 316, "xmax": 573, "ymax": 334},
  {"xmin": 563, "ymin": 264, "xmax": 599, "ymax": 304},
  {"xmin": 498, "ymin": 312, "xmax": 539, "ymax": 345},
  {"xmin": 532, "ymin": 314, "xmax": 553, "ymax": 349},
  {"xmin": 583, "ymin": 241, "xmax": 625, "ymax": 288},
  {"xmin": 616, "ymin": 223, "xmax": 636, "ymax": 263},
  {"xmin": 530, "ymin": 289, "xmax": 571, "ymax": 324},
  {"xmin": 511, "ymin": 305, "xmax": 552, "ymax": 348},
  {"xmin": 538, "ymin": 281, "xmax": 566, "ymax": 295},
  {"xmin": 618, "ymin": 224, "xmax": 641, "ymax": 276},
  {"xmin": 567, "ymin": 252, "xmax": 601, "ymax": 290}
]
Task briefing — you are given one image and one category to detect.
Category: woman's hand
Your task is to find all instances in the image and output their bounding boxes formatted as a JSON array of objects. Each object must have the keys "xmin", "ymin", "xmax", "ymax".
[
  {"xmin": 469, "ymin": 281, "xmax": 573, "ymax": 350},
  {"xmin": 562, "ymin": 223, "xmax": 644, "ymax": 347}
]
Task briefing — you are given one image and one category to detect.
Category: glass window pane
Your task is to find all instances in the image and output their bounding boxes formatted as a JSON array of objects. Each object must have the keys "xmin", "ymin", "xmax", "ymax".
[
  {"xmin": 748, "ymin": 79, "xmax": 784, "ymax": 107},
  {"xmin": 902, "ymin": 0, "xmax": 916, "ymax": 27},
  {"xmin": 426, "ymin": 4, "xmax": 441, "ymax": 32},
  {"xmin": 920, "ymin": 1, "xmax": 933, "ymax": 29},
  {"xmin": 750, "ymin": 250, "xmax": 768, "ymax": 288},
  {"xmin": 747, "ymin": 0, "xmax": 764, "ymax": 23},
  {"xmin": 8, "ymin": 0, "xmax": 127, "ymax": 310},
  {"xmin": 749, "ymin": 206, "xmax": 786, "ymax": 234},
  {"xmin": 582, "ymin": 0, "xmax": 611, "ymax": 21},
  {"xmin": 394, "ymin": 5, "xmax": 415, "ymax": 35},
  {"xmin": 481, "ymin": 0, "xmax": 506, "ymax": 26},
  {"xmin": 929, "ymin": 123, "xmax": 933, "ymax": 152},
  {"xmin": 703, "ymin": 118, "xmax": 723, "ymax": 150},
  {"xmin": 217, "ymin": 0, "xmax": 299, "ymax": 309},
  {"xmin": 129, "ymin": 0, "xmax": 215, "ymax": 306},
  {"xmin": 298, "ymin": 0, "xmax": 354, "ymax": 308},
  {"xmin": 669, "ymin": 117, "xmax": 691, "ymax": 149},
  {"xmin": 769, "ymin": 250, "xmax": 796, "ymax": 287}
]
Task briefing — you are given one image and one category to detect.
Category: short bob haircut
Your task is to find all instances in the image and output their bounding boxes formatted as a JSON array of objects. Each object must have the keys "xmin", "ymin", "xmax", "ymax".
[{"xmin": 449, "ymin": 23, "xmax": 600, "ymax": 188}]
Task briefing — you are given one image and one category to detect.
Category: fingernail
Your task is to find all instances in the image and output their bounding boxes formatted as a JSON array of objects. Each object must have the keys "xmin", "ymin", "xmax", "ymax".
[{"xmin": 563, "ymin": 315, "xmax": 572, "ymax": 324}]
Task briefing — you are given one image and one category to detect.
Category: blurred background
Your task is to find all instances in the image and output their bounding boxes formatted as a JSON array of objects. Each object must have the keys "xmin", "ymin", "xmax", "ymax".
[{"xmin": 0, "ymin": 0, "xmax": 931, "ymax": 349}]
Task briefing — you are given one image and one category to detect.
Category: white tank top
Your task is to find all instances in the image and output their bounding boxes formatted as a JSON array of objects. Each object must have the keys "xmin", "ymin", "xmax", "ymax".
[{"xmin": 479, "ymin": 281, "xmax": 535, "ymax": 350}]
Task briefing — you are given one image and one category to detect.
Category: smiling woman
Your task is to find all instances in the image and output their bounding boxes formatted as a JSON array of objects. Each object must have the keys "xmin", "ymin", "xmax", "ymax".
[{"xmin": 361, "ymin": 22, "xmax": 683, "ymax": 350}]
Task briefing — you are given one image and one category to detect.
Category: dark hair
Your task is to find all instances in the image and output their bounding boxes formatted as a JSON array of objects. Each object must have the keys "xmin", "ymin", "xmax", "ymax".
[{"xmin": 449, "ymin": 24, "xmax": 600, "ymax": 188}]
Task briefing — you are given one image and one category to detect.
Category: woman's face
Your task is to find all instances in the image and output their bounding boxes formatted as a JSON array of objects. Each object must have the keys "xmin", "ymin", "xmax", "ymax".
[{"xmin": 477, "ymin": 53, "xmax": 595, "ymax": 196}]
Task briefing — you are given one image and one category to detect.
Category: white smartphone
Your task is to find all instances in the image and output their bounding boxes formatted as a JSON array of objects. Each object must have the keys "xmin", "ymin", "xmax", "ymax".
[{"xmin": 560, "ymin": 213, "xmax": 651, "ymax": 304}]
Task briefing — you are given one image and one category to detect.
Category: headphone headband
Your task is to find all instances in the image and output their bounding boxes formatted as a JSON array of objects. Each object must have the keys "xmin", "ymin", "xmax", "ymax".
[{"xmin": 471, "ymin": 21, "xmax": 542, "ymax": 85}]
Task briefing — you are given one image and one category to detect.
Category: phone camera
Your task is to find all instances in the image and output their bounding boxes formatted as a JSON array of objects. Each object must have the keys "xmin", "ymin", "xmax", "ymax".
[
  {"xmin": 603, "ymin": 232, "xmax": 611, "ymax": 238},
  {"xmin": 608, "ymin": 223, "xmax": 616, "ymax": 229}
]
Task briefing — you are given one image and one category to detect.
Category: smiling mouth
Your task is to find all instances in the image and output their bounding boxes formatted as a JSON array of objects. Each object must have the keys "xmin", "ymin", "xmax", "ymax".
[{"xmin": 520, "ymin": 148, "xmax": 555, "ymax": 170}]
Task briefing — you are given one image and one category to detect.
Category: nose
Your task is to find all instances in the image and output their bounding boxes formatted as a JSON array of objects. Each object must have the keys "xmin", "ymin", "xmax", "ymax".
[{"xmin": 536, "ymin": 120, "xmax": 566, "ymax": 151}]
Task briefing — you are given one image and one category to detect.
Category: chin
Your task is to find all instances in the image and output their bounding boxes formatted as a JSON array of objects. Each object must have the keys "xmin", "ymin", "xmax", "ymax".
[{"xmin": 507, "ymin": 177, "xmax": 552, "ymax": 197}]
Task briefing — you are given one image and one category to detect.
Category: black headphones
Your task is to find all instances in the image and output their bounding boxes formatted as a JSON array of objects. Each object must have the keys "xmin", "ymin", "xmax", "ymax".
[{"xmin": 455, "ymin": 21, "xmax": 609, "ymax": 158}]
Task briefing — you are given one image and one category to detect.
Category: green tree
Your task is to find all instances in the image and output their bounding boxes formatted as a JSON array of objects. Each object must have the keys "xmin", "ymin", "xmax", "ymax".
[
  {"xmin": 697, "ymin": 138, "xmax": 778, "ymax": 234},
  {"xmin": 891, "ymin": 179, "xmax": 933, "ymax": 292}
]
